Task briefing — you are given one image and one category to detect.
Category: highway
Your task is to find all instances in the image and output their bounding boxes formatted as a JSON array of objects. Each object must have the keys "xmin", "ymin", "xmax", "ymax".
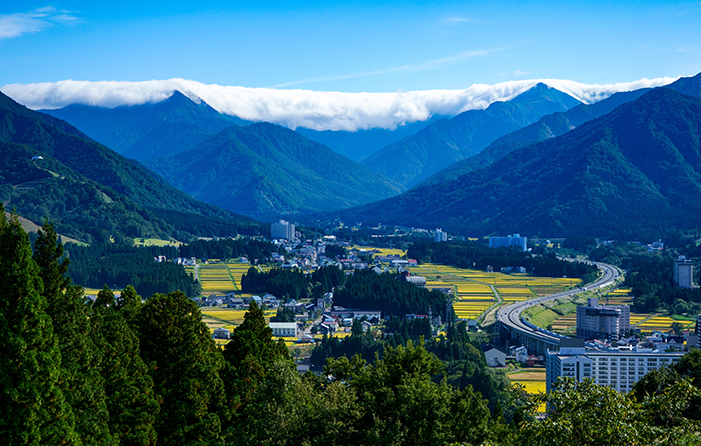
[{"xmin": 495, "ymin": 261, "xmax": 621, "ymax": 354}]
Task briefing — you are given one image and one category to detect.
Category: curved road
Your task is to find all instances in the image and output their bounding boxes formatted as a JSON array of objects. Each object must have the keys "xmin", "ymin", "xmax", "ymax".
[{"xmin": 495, "ymin": 261, "xmax": 621, "ymax": 352}]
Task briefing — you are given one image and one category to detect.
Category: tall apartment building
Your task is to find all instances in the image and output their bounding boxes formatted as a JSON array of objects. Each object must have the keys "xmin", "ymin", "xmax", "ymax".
[
  {"xmin": 674, "ymin": 255, "xmax": 694, "ymax": 288},
  {"xmin": 434, "ymin": 228, "xmax": 448, "ymax": 242},
  {"xmin": 489, "ymin": 233, "xmax": 527, "ymax": 252},
  {"xmin": 546, "ymin": 338, "xmax": 684, "ymax": 393},
  {"xmin": 271, "ymin": 220, "xmax": 295, "ymax": 240},
  {"xmin": 576, "ymin": 297, "xmax": 630, "ymax": 340}
]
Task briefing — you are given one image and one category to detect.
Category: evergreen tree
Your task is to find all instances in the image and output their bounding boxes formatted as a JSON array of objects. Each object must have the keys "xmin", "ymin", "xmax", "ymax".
[
  {"xmin": 0, "ymin": 209, "xmax": 80, "ymax": 445},
  {"xmin": 221, "ymin": 302, "xmax": 290, "ymax": 421},
  {"xmin": 92, "ymin": 287, "xmax": 159, "ymax": 446},
  {"xmin": 138, "ymin": 290, "xmax": 227, "ymax": 446},
  {"xmin": 34, "ymin": 222, "xmax": 115, "ymax": 446}
]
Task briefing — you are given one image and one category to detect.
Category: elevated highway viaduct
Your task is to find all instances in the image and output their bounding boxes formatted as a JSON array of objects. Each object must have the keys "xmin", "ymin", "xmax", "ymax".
[{"xmin": 495, "ymin": 261, "xmax": 621, "ymax": 355}]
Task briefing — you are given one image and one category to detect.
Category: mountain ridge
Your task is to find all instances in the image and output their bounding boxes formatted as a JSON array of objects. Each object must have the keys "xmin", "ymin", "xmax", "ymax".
[
  {"xmin": 146, "ymin": 122, "xmax": 406, "ymax": 220},
  {"xmin": 421, "ymin": 72, "xmax": 701, "ymax": 187},
  {"xmin": 0, "ymin": 91, "xmax": 264, "ymax": 242},
  {"xmin": 360, "ymin": 83, "xmax": 582, "ymax": 188},
  {"xmin": 322, "ymin": 87, "xmax": 701, "ymax": 239}
]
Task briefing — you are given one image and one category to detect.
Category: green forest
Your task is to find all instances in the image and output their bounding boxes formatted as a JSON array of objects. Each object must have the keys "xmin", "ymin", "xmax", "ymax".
[{"xmin": 2, "ymin": 209, "xmax": 701, "ymax": 445}]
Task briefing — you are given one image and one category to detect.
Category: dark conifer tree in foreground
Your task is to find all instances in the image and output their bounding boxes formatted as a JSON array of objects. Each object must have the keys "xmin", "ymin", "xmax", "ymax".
[
  {"xmin": 138, "ymin": 290, "xmax": 227, "ymax": 446},
  {"xmin": 92, "ymin": 286, "xmax": 159, "ymax": 446},
  {"xmin": 221, "ymin": 301, "xmax": 290, "ymax": 425},
  {"xmin": 0, "ymin": 209, "xmax": 80, "ymax": 445},
  {"xmin": 34, "ymin": 222, "xmax": 115, "ymax": 446}
]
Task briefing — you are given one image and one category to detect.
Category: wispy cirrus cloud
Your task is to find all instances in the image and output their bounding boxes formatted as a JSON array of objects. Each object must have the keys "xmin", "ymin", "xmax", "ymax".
[
  {"xmin": 513, "ymin": 69, "xmax": 530, "ymax": 76},
  {"xmin": 1, "ymin": 76, "xmax": 678, "ymax": 131},
  {"xmin": 0, "ymin": 6, "xmax": 78, "ymax": 40},
  {"xmin": 271, "ymin": 46, "xmax": 512, "ymax": 88},
  {"xmin": 445, "ymin": 17, "xmax": 477, "ymax": 24}
]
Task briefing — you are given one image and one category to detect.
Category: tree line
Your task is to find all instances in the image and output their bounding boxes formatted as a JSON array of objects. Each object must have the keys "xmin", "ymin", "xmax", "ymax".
[
  {"xmin": 240, "ymin": 265, "xmax": 346, "ymax": 300},
  {"xmin": 63, "ymin": 242, "xmax": 201, "ymax": 298},
  {"xmin": 333, "ymin": 268, "xmax": 449, "ymax": 320}
]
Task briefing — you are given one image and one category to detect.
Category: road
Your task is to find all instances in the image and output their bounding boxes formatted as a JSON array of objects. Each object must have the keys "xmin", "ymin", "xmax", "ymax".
[{"xmin": 495, "ymin": 261, "xmax": 621, "ymax": 353}]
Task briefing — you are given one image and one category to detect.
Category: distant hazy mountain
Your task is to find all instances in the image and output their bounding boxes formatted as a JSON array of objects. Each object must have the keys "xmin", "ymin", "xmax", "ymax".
[
  {"xmin": 41, "ymin": 91, "xmax": 250, "ymax": 161},
  {"xmin": 146, "ymin": 123, "xmax": 405, "ymax": 220},
  {"xmin": 295, "ymin": 115, "xmax": 445, "ymax": 162},
  {"xmin": 326, "ymin": 87, "xmax": 701, "ymax": 239},
  {"xmin": 423, "ymin": 73, "xmax": 701, "ymax": 187},
  {"xmin": 360, "ymin": 83, "xmax": 581, "ymax": 188},
  {"xmin": 0, "ymin": 91, "xmax": 263, "ymax": 243}
]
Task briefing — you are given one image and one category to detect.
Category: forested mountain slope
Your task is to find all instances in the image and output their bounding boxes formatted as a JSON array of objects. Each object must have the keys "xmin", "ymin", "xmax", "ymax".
[
  {"xmin": 423, "ymin": 72, "xmax": 701, "ymax": 186},
  {"xmin": 0, "ymin": 91, "xmax": 263, "ymax": 242},
  {"xmin": 327, "ymin": 88, "xmax": 701, "ymax": 239},
  {"xmin": 41, "ymin": 90, "xmax": 250, "ymax": 161},
  {"xmin": 361, "ymin": 83, "xmax": 581, "ymax": 188},
  {"xmin": 147, "ymin": 122, "xmax": 405, "ymax": 219}
]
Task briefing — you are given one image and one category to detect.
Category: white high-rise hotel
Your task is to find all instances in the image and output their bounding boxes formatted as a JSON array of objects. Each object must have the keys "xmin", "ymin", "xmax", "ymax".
[
  {"xmin": 270, "ymin": 220, "xmax": 295, "ymax": 240},
  {"xmin": 576, "ymin": 297, "xmax": 630, "ymax": 340},
  {"xmin": 674, "ymin": 255, "xmax": 694, "ymax": 288},
  {"xmin": 546, "ymin": 338, "xmax": 684, "ymax": 393}
]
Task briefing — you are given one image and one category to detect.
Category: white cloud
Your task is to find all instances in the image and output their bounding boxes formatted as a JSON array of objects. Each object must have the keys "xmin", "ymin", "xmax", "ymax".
[
  {"xmin": 0, "ymin": 7, "xmax": 78, "ymax": 40},
  {"xmin": 513, "ymin": 69, "xmax": 530, "ymax": 76},
  {"xmin": 1, "ymin": 76, "xmax": 678, "ymax": 132}
]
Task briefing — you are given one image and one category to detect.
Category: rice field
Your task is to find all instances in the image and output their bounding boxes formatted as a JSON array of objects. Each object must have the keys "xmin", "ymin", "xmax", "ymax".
[
  {"xmin": 509, "ymin": 369, "xmax": 546, "ymax": 412},
  {"xmin": 185, "ymin": 261, "xmax": 255, "ymax": 295},
  {"xmin": 550, "ymin": 314, "xmax": 577, "ymax": 333},
  {"xmin": 636, "ymin": 316, "xmax": 695, "ymax": 331},
  {"xmin": 602, "ymin": 287, "xmax": 634, "ymax": 305},
  {"xmin": 414, "ymin": 263, "xmax": 581, "ymax": 321}
]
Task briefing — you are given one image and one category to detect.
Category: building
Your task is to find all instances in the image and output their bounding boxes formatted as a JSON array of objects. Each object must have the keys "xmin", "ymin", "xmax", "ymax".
[
  {"xmin": 546, "ymin": 338, "xmax": 684, "ymax": 393},
  {"xmin": 271, "ymin": 220, "xmax": 295, "ymax": 240},
  {"xmin": 269, "ymin": 322, "xmax": 298, "ymax": 337},
  {"xmin": 576, "ymin": 297, "xmax": 631, "ymax": 341},
  {"xmin": 435, "ymin": 228, "xmax": 448, "ymax": 242},
  {"xmin": 489, "ymin": 233, "xmax": 527, "ymax": 252},
  {"xmin": 674, "ymin": 255, "xmax": 694, "ymax": 288},
  {"xmin": 212, "ymin": 327, "xmax": 231, "ymax": 340},
  {"xmin": 483, "ymin": 344, "xmax": 507, "ymax": 367}
]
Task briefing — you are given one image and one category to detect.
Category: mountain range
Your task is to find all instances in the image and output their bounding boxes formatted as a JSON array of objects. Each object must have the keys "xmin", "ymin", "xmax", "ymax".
[
  {"xmin": 0, "ymin": 91, "xmax": 264, "ymax": 243},
  {"xmin": 9, "ymin": 72, "xmax": 701, "ymax": 241},
  {"xmin": 421, "ymin": 72, "xmax": 701, "ymax": 187},
  {"xmin": 322, "ymin": 85, "xmax": 701, "ymax": 239},
  {"xmin": 41, "ymin": 91, "xmax": 250, "ymax": 161},
  {"xmin": 145, "ymin": 123, "xmax": 404, "ymax": 220},
  {"xmin": 360, "ymin": 83, "xmax": 582, "ymax": 188}
]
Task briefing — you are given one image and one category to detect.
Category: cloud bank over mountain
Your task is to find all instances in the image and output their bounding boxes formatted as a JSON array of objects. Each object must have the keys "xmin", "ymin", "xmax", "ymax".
[{"xmin": 2, "ymin": 76, "xmax": 677, "ymax": 131}]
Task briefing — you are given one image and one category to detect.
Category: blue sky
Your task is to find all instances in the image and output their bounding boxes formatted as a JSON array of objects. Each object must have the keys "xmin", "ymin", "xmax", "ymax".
[{"xmin": 2, "ymin": 1, "xmax": 700, "ymax": 92}]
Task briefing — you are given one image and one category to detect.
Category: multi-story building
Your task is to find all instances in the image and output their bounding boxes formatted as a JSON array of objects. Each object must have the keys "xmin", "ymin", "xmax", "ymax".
[
  {"xmin": 546, "ymin": 338, "xmax": 684, "ymax": 393},
  {"xmin": 268, "ymin": 322, "xmax": 298, "ymax": 337},
  {"xmin": 435, "ymin": 228, "xmax": 448, "ymax": 242},
  {"xmin": 674, "ymin": 255, "xmax": 694, "ymax": 288},
  {"xmin": 489, "ymin": 233, "xmax": 527, "ymax": 252},
  {"xmin": 576, "ymin": 297, "xmax": 631, "ymax": 341},
  {"xmin": 271, "ymin": 220, "xmax": 295, "ymax": 240}
]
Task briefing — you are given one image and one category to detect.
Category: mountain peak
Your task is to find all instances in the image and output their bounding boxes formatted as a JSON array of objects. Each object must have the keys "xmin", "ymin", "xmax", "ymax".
[
  {"xmin": 164, "ymin": 90, "xmax": 202, "ymax": 106},
  {"xmin": 510, "ymin": 83, "xmax": 580, "ymax": 108}
]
